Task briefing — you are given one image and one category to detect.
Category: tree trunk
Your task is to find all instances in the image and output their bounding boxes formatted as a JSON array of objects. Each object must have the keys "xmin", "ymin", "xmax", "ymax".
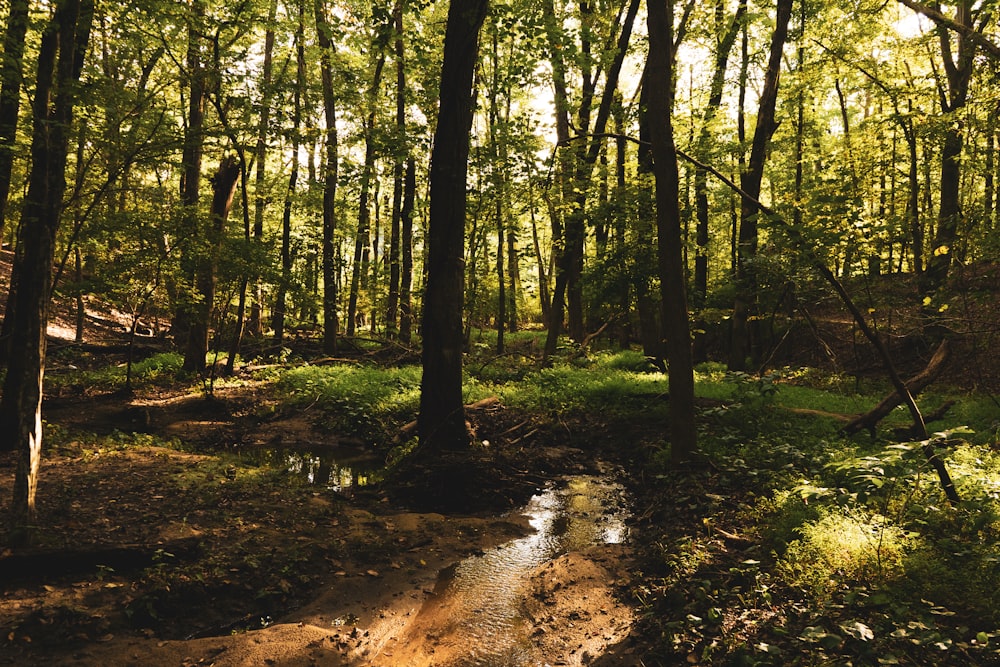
[
  {"xmin": 315, "ymin": 0, "xmax": 340, "ymax": 354},
  {"xmin": 922, "ymin": 0, "xmax": 974, "ymax": 296},
  {"xmin": 347, "ymin": 43, "xmax": 387, "ymax": 336},
  {"xmin": 272, "ymin": 3, "xmax": 305, "ymax": 346},
  {"xmin": 0, "ymin": 0, "xmax": 28, "ymax": 245},
  {"xmin": 387, "ymin": 0, "xmax": 407, "ymax": 338},
  {"xmin": 730, "ymin": 0, "xmax": 792, "ymax": 371},
  {"xmin": 646, "ymin": 0, "xmax": 696, "ymax": 464},
  {"xmin": 183, "ymin": 157, "xmax": 240, "ymax": 373},
  {"xmin": 177, "ymin": 0, "xmax": 206, "ymax": 365},
  {"xmin": 418, "ymin": 0, "xmax": 488, "ymax": 453},
  {"xmin": 399, "ymin": 158, "xmax": 416, "ymax": 343},
  {"xmin": 247, "ymin": 0, "xmax": 278, "ymax": 338},
  {"xmin": 693, "ymin": 0, "xmax": 745, "ymax": 361},
  {"xmin": 1, "ymin": 0, "xmax": 93, "ymax": 539}
]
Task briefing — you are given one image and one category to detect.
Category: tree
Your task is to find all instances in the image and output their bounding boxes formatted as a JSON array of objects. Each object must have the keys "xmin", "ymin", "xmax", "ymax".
[
  {"xmin": 1, "ymin": 0, "xmax": 94, "ymax": 537},
  {"xmin": 271, "ymin": 0, "xmax": 306, "ymax": 346},
  {"xmin": 0, "ymin": 0, "xmax": 29, "ymax": 244},
  {"xmin": 729, "ymin": 0, "xmax": 793, "ymax": 371},
  {"xmin": 418, "ymin": 0, "xmax": 489, "ymax": 452},
  {"xmin": 315, "ymin": 0, "xmax": 340, "ymax": 354},
  {"xmin": 646, "ymin": 0, "xmax": 696, "ymax": 463}
]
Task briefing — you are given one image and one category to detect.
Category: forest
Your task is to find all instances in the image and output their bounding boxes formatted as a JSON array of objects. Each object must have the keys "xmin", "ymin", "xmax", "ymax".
[{"xmin": 1, "ymin": 0, "xmax": 1000, "ymax": 663}]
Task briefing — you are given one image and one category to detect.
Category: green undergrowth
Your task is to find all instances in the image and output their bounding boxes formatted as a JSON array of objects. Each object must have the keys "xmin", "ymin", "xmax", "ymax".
[
  {"xmin": 47, "ymin": 351, "xmax": 185, "ymax": 392},
  {"xmin": 637, "ymin": 363, "xmax": 1000, "ymax": 665}
]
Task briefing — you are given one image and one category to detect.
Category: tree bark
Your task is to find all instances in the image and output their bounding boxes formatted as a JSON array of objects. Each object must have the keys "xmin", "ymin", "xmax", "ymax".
[
  {"xmin": 247, "ymin": 0, "xmax": 278, "ymax": 338},
  {"xmin": 183, "ymin": 157, "xmax": 240, "ymax": 373},
  {"xmin": 729, "ymin": 0, "xmax": 792, "ymax": 371},
  {"xmin": 271, "ymin": 2, "xmax": 306, "ymax": 346},
  {"xmin": 399, "ymin": 157, "xmax": 416, "ymax": 343},
  {"xmin": 1, "ymin": 0, "xmax": 93, "ymax": 538},
  {"xmin": 646, "ymin": 0, "xmax": 696, "ymax": 464},
  {"xmin": 0, "ymin": 0, "xmax": 28, "ymax": 245},
  {"xmin": 418, "ymin": 0, "xmax": 488, "ymax": 453},
  {"xmin": 315, "ymin": 0, "xmax": 340, "ymax": 354}
]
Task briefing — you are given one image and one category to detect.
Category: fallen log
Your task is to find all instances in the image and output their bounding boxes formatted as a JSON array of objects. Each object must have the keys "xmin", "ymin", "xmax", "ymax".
[{"xmin": 841, "ymin": 339, "xmax": 950, "ymax": 437}]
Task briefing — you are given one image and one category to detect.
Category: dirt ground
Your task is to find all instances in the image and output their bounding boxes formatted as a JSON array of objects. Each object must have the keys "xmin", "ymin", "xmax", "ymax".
[{"xmin": 0, "ymin": 377, "xmax": 644, "ymax": 667}]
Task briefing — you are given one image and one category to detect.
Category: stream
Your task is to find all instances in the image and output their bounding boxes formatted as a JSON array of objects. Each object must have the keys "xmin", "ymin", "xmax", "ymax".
[{"xmin": 381, "ymin": 473, "xmax": 630, "ymax": 666}]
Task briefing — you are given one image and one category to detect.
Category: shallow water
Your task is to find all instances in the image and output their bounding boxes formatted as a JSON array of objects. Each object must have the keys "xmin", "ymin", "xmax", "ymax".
[
  {"xmin": 237, "ymin": 446, "xmax": 380, "ymax": 492},
  {"xmin": 425, "ymin": 474, "xmax": 629, "ymax": 666}
]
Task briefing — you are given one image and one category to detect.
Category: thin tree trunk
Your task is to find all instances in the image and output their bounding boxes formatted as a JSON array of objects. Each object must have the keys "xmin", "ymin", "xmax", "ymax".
[
  {"xmin": 347, "ymin": 42, "xmax": 387, "ymax": 336},
  {"xmin": 398, "ymin": 157, "xmax": 415, "ymax": 343},
  {"xmin": 272, "ymin": 3, "xmax": 305, "ymax": 346},
  {"xmin": 730, "ymin": 0, "xmax": 792, "ymax": 371},
  {"xmin": 248, "ymin": 0, "xmax": 278, "ymax": 337},
  {"xmin": 178, "ymin": 0, "xmax": 207, "ymax": 367},
  {"xmin": 184, "ymin": 157, "xmax": 240, "ymax": 373},
  {"xmin": 386, "ymin": 0, "xmax": 406, "ymax": 338},
  {"xmin": 923, "ymin": 0, "xmax": 974, "ymax": 296}
]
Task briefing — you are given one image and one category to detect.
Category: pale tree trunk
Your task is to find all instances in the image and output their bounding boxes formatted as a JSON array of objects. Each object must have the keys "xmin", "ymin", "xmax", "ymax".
[
  {"xmin": 646, "ymin": 0, "xmax": 696, "ymax": 463},
  {"xmin": 1, "ymin": 0, "xmax": 94, "ymax": 540},
  {"xmin": 418, "ymin": 0, "xmax": 488, "ymax": 453}
]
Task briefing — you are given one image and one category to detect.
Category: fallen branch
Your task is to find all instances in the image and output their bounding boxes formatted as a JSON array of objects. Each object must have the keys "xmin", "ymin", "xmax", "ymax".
[
  {"xmin": 677, "ymin": 148, "xmax": 960, "ymax": 506},
  {"xmin": 841, "ymin": 339, "xmax": 950, "ymax": 436}
]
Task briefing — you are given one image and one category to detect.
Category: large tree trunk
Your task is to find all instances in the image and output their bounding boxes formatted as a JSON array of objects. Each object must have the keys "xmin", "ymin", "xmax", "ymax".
[
  {"xmin": 0, "ymin": 0, "xmax": 28, "ymax": 245},
  {"xmin": 315, "ymin": 0, "xmax": 340, "ymax": 354},
  {"xmin": 418, "ymin": 0, "xmax": 488, "ymax": 453},
  {"xmin": 646, "ymin": 0, "xmax": 696, "ymax": 464},
  {"xmin": 1, "ymin": 0, "xmax": 93, "ymax": 538},
  {"xmin": 729, "ymin": 0, "xmax": 792, "ymax": 371}
]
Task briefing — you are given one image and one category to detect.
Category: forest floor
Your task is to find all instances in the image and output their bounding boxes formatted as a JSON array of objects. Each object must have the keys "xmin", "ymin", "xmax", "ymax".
[
  {"xmin": 2, "ymin": 251, "xmax": 1000, "ymax": 665},
  {"xmin": 0, "ymin": 373, "xmax": 649, "ymax": 666}
]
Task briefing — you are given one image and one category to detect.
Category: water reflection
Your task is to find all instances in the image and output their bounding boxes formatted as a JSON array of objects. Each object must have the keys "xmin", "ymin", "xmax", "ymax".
[
  {"xmin": 429, "ymin": 475, "xmax": 629, "ymax": 666},
  {"xmin": 238, "ymin": 446, "xmax": 379, "ymax": 492}
]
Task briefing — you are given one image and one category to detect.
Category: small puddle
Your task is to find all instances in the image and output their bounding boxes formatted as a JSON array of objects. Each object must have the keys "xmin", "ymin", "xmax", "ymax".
[
  {"xmin": 236, "ymin": 446, "xmax": 380, "ymax": 492},
  {"xmin": 398, "ymin": 474, "xmax": 629, "ymax": 665}
]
